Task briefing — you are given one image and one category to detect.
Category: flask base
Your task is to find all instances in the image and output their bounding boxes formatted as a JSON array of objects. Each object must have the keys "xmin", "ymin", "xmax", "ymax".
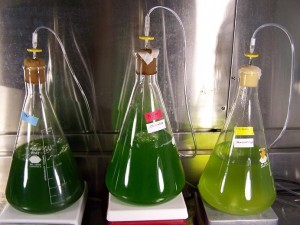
[{"xmin": 0, "ymin": 181, "xmax": 88, "ymax": 225}]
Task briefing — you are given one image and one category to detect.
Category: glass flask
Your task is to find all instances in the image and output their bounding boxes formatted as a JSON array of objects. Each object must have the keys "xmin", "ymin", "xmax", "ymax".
[
  {"xmin": 105, "ymin": 48, "xmax": 185, "ymax": 205},
  {"xmin": 198, "ymin": 65, "xmax": 276, "ymax": 215},
  {"xmin": 5, "ymin": 54, "xmax": 84, "ymax": 214}
]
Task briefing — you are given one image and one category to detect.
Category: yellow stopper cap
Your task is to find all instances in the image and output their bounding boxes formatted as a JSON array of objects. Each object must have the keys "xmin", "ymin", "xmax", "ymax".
[
  {"xmin": 244, "ymin": 52, "xmax": 259, "ymax": 58},
  {"xmin": 27, "ymin": 48, "xmax": 43, "ymax": 53},
  {"xmin": 139, "ymin": 36, "xmax": 155, "ymax": 41}
]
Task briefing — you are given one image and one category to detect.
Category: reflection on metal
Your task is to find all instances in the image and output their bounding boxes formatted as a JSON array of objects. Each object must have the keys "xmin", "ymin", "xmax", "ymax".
[
  {"xmin": 0, "ymin": 0, "xmax": 235, "ymax": 138},
  {"xmin": 0, "ymin": 157, "xmax": 10, "ymax": 211},
  {"xmin": 192, "ymin": 0, "xmax": 235, "ymax": 129},
  {"xmin": 1, "ymin": 0, "xmax": 300, "ymax": 204},
  {"xmin": 0, "ymin": 86, "xmax": 23, "ymax": 134}
]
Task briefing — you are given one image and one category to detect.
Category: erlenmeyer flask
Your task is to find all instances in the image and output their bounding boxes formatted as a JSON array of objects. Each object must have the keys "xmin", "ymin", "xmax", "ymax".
[
  {"xmin": 105, "ymin": 48, "xmax": 185, "ymax": 205},
  {"xmin": 5, "ymin": 54, "xmax": 84, "ymax": 214},
  {"xmin": 198, "ymin": 65, "xmax": 276, "ymax": 215}
]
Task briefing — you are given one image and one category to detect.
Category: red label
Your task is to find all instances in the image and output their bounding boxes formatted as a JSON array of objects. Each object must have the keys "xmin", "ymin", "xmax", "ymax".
[{"xmin": 144, "ymin": 109, "xmax": 163, "ymax": 123}]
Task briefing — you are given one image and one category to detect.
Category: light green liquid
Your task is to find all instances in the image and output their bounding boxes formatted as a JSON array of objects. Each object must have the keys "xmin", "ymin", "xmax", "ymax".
[
  {"xmin": 198, "ymin": 142, "xmax": 276, "ymax": 215},
  {"xmin": 6, "ymin": 138, "xmax": 84, "ymax": 214},
  {"xmin": 106, "ymin": 130, "xmax": 185, "ymax": 205}
]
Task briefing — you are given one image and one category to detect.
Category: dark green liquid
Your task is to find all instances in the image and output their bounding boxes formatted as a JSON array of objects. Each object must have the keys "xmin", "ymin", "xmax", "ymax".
[
  {"xmin": 6, "ymin": 138, "xmax": 84, "ymax": 214},
  {"xmin": 198, "ymin": 142, "xmax": 276, "ymax": 215},
  {"xmin": 106, "ymin": 130, "xmax": 185, "ymax": 205}
]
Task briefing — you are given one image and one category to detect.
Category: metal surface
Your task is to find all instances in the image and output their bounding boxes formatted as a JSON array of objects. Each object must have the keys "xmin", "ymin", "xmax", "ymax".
[
  {"xmin": 193, "ymin": 189, "xmax": 300, "ymax": 225},
  {"xmin": 203, "ymin": 202, "xmax": 278, "ymax": 225},
  {"xmin": 272, "ymin": 195, "xmax": 300, "ymax": 225},
  {"xmin": 0, "ymin": 157, "xmax": 10, "ymax": 212},
  {"xmin": 0, "ymin": 0, "xmax": 235, "ymax": 142},
  {"xmin": 0, "ymin": 0, "xmax": 300, "ymax": 224}
]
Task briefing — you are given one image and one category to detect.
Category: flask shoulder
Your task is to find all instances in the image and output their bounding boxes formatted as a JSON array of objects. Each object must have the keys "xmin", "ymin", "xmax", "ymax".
[{"xmin": 226, "ymin": 88, "xmax": 264, "ymax": 128}]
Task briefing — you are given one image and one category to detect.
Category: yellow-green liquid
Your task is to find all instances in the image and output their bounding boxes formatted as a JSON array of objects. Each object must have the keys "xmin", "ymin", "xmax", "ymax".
[{"xmin": 198, "ymin": 141, "xmax": 276, "ymax": 215}]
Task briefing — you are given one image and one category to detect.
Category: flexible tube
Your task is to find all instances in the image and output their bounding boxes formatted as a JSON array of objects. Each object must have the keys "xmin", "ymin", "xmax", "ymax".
[
  {"xmin": 276, "ymin": 182, "xmax": 300, "ymax": 196},
  {"xmin": 32, "ymin": 26, "xmax": 103, "ymax": 152},
  {"xmin": 145, "ymin": 6, "xmax": 197, "ymax": 158},
  {"xmin": 275, "ymin": 179, "xmax": 300, "ymax": 209},
  {"xmin": 276, "ymin": 197, "xmax": 300, "ymax": 209},
  {"xmin": 249, "ymin": 23, "xmax": 295, "ymax": 149},
  {"xmin": 250, "ymin": 25, "xmax": 298, "ymax": 202}
]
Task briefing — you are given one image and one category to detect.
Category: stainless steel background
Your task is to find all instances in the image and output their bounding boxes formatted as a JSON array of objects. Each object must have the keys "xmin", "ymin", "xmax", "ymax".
[{"xmin": 0, "ymin": 0, "xmax": 300, "ymax": 205}]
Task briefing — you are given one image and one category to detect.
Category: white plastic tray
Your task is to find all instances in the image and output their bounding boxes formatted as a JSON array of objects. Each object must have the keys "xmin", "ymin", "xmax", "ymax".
[
  {"xmin": 107, "ymin": 193, "xmax": 188, "ymax": 222},
  {"xmin": 0, "ymin": 182, "xmax": 88, "ymax": 225}
]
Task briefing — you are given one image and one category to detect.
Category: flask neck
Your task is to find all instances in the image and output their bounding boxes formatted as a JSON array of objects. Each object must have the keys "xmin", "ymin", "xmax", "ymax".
[
  {"xmin": 23, "ymin": 70, "xmax": 47, "ymax": 97},
  {"xmin": 226, "ymin": 82, "xmax": 263, "ymax": 131},
  {"xmin": 225, "ymin": 65, "xmax": 263, "ymax": 129},
  {"xmin": 135, "ymin": 73, "xmax": 158, "ymax": 84},
  {"xmin": 25, "ymin": 81, "xmax": 47, "ymax": 96},
  {"xmin": 234, "ymin": 85, "xmax": 260, "ymax": 112},
  {"xmin": 237, "ymin": 85, "xmax": 258, "ymax": 98}
]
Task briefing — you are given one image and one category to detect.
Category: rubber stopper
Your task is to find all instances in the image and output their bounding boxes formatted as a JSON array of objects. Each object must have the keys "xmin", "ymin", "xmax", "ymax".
[
  {"xmin": 135, "ymin": 48, "xmax": 158, "ymax": 75},
  {"xmin": 24, "ymin": 58, "xmax": 46, "ymax": 84},
  {"xmin": 239, "ymin": 65, "xmax": 261, "ymax": 87}
]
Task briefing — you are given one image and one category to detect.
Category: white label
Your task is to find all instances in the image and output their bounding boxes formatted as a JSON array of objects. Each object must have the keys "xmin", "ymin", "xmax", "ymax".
[
  {"xmin": 146, "ymin": 119, "xmax": 166, "ymax": 133},
  {"xmin": 233, "ymin": 138, "xmax": 254, "ymax": 148},
  {"xmin": 29, "ymin": 156, "xmax": 41, "ymax": 164}
]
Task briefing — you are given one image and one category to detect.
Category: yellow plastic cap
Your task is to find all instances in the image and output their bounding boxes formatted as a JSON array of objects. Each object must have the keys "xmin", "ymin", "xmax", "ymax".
[
  {"xmin": 139, "ymin": 36, "xmax": 155, "ymax": 41},
  {"xmin": 244, "ymin": 52, "xmax": 259, "ymax": 59},
  {"xmin": 27, "ymin": 48, "xmax": 43, "ymax": 53}
]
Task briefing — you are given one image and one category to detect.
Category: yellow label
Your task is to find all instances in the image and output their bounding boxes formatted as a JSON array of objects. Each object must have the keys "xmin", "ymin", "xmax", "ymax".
[{"xmin": 234, "ymin": 127, "xmax": 254, "ymax": 136}]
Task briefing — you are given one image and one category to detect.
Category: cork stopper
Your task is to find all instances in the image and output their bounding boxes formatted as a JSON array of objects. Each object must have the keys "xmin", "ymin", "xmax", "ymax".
[
  {"xmin": 24, "ymin": 58, "xmax": 46, "ymax": 84},
  {"xmin": 135, "ymin": 48, "xmax": 159, "ymax": 75},
  {"xmin": 238, "ymin": 65, "xmax": 261, "ymax": 87}
]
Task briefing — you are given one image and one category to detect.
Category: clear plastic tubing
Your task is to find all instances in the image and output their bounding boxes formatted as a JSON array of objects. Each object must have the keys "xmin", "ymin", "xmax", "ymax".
[
  {"xmin": 251, "ymin": 24, "xmax": 300, "ymax": 199},
  {"xmin": 31, "ymin": 26, "xmax": 102, "ymax": 152},
  {"xmin": 144, "ymin": 6, "xmax": 197, "ymax": 157},
  {"xmin": 249, "ymin": 23, "xmax": 295, "ymax": 149}
]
